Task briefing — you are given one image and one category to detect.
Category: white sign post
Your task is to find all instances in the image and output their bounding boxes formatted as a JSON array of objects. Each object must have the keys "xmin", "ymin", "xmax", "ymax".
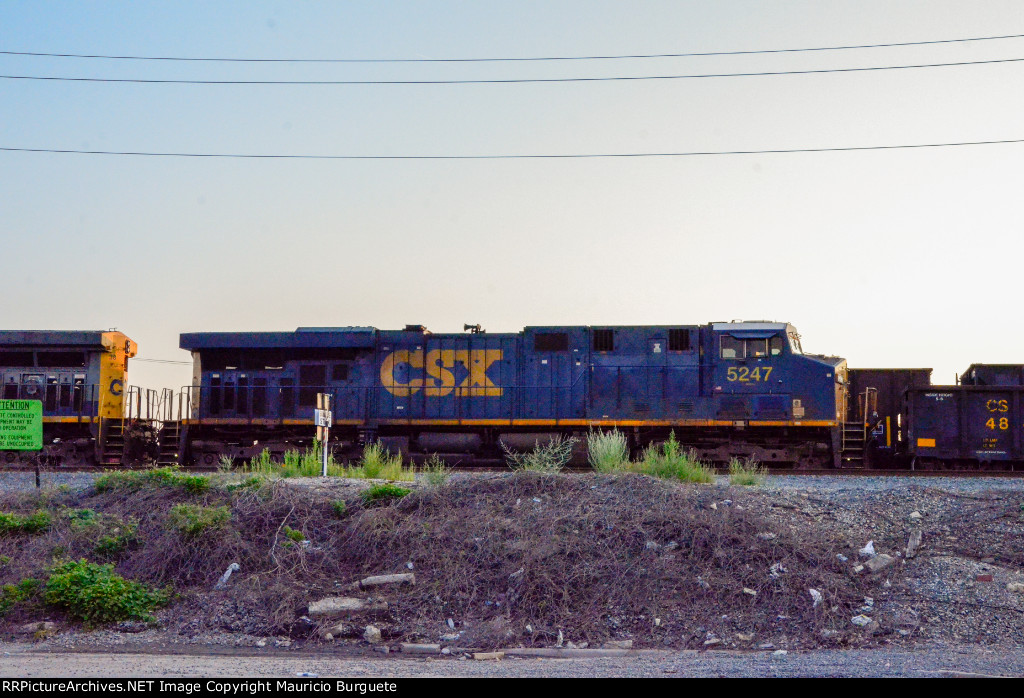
[{"xmin": 315, "ymin": 393, "xmax": 332, "ymax": 477}]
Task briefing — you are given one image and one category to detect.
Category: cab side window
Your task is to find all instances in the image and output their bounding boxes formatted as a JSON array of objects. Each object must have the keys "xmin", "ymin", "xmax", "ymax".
[
  {"xmin": 770, "ymin": 336, "xmax": 784, "ymax": 356},
  {"xmin": 720, "ymin": 335, "xmax": 745, "ymax": 359},
  {"xmin": 747, "ymin": 339, "xmax": 769, "ymax": 358}
]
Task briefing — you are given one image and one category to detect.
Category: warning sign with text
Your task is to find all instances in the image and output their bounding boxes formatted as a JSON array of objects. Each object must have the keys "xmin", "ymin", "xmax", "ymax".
[{"xmin": 0, "ymin": 400, "xmax": 43, "ymax": 450}]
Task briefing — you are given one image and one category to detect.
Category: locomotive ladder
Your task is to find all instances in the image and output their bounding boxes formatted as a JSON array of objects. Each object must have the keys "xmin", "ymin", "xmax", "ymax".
[
  {"xmin": 840, "ymin": 421, "xmax": 866, "ymax": 468},
  {"xmin": 840, "ymin": 387, "xmax": 878, "ymax": 468},
  {"xmin": 155, "ymin": 388, "xmax": 183, "ymax": 466}
]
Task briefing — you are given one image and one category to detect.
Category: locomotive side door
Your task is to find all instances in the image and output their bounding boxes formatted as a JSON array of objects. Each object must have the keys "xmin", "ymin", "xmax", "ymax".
[
  {"xmin": 522, "ymin": 328, "xmax": 587, "ymax": 420},
  {"xmin": 646, "ymin": 336, "xmax": 668, "ymax": 418}
]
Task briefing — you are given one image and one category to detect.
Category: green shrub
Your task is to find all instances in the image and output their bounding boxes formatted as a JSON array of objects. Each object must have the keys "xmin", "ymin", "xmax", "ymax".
[
  {"xmin": 44, "ymin": 560, "xmax": 167, "ymax": 625},
  {"xmin": 0, "ymin": 510, "xmax": 52, "ymax": 535},
  {"xmin": 167, "ymin": 504, "xmax": 230, "ymax": 538},
  {"xmin": 503, "ymin": 435, "xmax": 577, "ymax": 474},
  {"xmin": 331, "ymin": 500, "xmax": 347, "ymax": 518},
  {"xmin": 728, "ymin": 458, "xmax": 767, "ymax": 486},
  {"xmin": 0, "ymin": 555, "xmax": 10, "ymax": 567},
  {"xmin": 283, "ymin": 525, "xmax": 305, "ymax": 542},
  {"xmin": 630, "ymin": 432, "xmax": 715, "ymax": 484},
  {"xmin": 347, "ymin": 443, "xmax": 414, "ymax": 481},
  {"xmin": 361, "ymin": 483, "xmax": 411, "ymax": 505},
  {"xmin": 422, "ymin": 454, "xmax": 451, "ymax": 486},
  {"xmin": 95, "ymin": 467, "xmax": 209, "ymax": 494},
  {"xmin": 0, "ymin": 578, "xmax": 42, "ymax": 616},
  {"xmin": 245, "ymin": 444, "xmax": 345, "ymax": 478},
  {"xmin": 66, "ymin": 508, "xmax": 99, "ymax": 529},
  {"xmin": 217, "ymin": 455, "xmax": 235, "ymax": 473},
  {"xmin": 225, "ymin": 475, "xmax": 266, "ymax": 492},
  {"xmin": 587, "ymin": 429, "xmax": 629, "ymax": 473},
  {"xmin": 93, "ymin": 521, "xmax": 138, "ymax": 558}
]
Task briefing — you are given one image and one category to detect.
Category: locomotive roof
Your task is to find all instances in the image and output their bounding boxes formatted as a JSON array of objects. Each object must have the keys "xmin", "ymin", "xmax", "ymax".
[
  {"xmin": 180, "ymin": 328, "xmax": 377, "ymax": 350},
  {"xmin": 710, "ymin": 322, "xmax": 790, "ymax": 333},
  {"xmin": 0, "ymin": 331, "xmax": 111, "ymax": 348}
]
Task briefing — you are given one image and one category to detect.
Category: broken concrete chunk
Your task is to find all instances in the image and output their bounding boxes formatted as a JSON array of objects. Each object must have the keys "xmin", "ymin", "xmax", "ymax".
[
  {"xmin": 863, "ymin": 554, "xmax": 895, "ymax": 574},
  {"xmin": 602, "ymin": 640, "xmax": 633, "ymax": 649},
  {"xmin": 363, "ymin": 625, "xmax": 382, "ymax": 644},
  {"xmin": 400, "ymin": 643, "xmax": 440, "ymax": 654},
  {"xmin": 1007, "ymin": 582, "xmax": 1024, "ymax": 594},
  {"xmin": 472, "ymin": 651, "xmax": 502, "ymax": 661},
  {"xmin": 307, "ymin": 596, "xmax": 389, "ymax": 618},
  {"xmin": 214, "ymin": 562, "xmax": 240, "ymax": 590},
  {"xmin": 906, "ymin": 530, "xmax": 923, "ymax": 559},
  {"xmin": 357, "ymin": 573, "xmax": 415, "ymax": 589}
]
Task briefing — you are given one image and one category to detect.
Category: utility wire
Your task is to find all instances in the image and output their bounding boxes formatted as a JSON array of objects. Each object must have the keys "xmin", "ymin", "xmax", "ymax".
[
  {"xmin": 3, "ymin": 139, "xmax": 1023, "ymax": 160},
  {"xmin": 3, "ymin": 56, "xmax": 1024, "ymax": 85},
  {"xmin": 133, "ymin": 358, "xmax": 191, "ymax": 365},
  {"xmin": 3, "ymin": 32, "xmax": 1024, "ymax": 63}
]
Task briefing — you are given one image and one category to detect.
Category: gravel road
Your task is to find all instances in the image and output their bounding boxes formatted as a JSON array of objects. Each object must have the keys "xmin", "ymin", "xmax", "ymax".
[
  {"xmin": 4, "ymin": 470, "xmax": 1023, "ymax": 495},
  {"xmin": 1, "ymin": 643, "xmax": 1020, "ymax": 678}
]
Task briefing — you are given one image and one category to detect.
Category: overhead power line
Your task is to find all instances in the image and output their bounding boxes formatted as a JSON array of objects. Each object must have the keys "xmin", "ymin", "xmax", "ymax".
[
  {"xmin": 3, "ymin": 56, "xmax": 1024, "ymax": 85},
  {"xmin": 3, "ymin": 139, "xmax": 1023, "ymax": 160},
  {"xmin": 3, "ymin": 32, "xmax": 1024, "ymax": 63},
  {"xmin": 133, "ymin": 358, "xmax": 191, "ymax": 365}
]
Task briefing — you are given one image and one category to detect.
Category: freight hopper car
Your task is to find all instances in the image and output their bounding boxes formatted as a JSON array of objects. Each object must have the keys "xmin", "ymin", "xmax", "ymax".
[
  {"xmin": 177, "ymin": 322, "xmax": 847, "ymax": 468},
  {"xmin": 0, "ymin": 331, "xmax": 137, "ymax": 467},
  {"xmin": 904, "ymin": 363, "xmax": 1024, "ymax": 470}
]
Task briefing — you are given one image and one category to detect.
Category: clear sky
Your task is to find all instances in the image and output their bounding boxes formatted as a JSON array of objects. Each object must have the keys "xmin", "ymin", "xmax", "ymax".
[{"xmin": 2, "ymin": 1, "xmax": 1023, "ymax": 391}]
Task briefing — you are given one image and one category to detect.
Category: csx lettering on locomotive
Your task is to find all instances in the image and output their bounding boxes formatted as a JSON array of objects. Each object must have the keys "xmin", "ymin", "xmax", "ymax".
[{"xmin": 380, "ymin": 349, "xmax": 503, "ymax": 397}]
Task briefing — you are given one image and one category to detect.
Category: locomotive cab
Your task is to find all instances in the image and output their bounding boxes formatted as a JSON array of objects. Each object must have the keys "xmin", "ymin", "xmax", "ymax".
[{"xmin": 709, "ymin": 322, "xmax": 845, "ymax": 423}]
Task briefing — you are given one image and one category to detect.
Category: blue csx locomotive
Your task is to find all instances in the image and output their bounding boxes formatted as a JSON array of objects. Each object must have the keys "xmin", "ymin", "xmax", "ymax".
[{"xmin": 175, "ymin": 321, "xmax": 848, "ymax": 467}]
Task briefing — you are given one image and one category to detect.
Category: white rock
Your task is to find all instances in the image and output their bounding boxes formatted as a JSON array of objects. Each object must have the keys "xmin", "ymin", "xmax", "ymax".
[
  {"xmin": 363, "ymin": 625, "xmax": 382, "ymax": 644},
  {"xmin": 851, "ymin": 615, "xmax": 873, "ymax": 627},
  {"xmin": 743, "ymin": 588, "xmax": 757, "ymax": 596},
  {"xmin": 859, "ymin": 541, "xmax": 876, "ymax": 558},
  {"xmin": 809, "ymin": 589, "xmax": 823, "ymax": 607},
  {"xmin": 909, "ymin": 511, "xmax": 922, "ymax": 520},
  {"xmin": 1007, "ymin": 582, "xmax": 1024, "ymax": 594},
  {"xmin": 772, "ymin": 650, "xmax": 788, "ymax": 657}
]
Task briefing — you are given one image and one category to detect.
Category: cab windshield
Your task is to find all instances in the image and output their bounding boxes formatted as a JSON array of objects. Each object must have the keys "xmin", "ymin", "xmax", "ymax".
[{"xmin": 788, "ymin": 332, "xmax": 803, "ymax": 354}]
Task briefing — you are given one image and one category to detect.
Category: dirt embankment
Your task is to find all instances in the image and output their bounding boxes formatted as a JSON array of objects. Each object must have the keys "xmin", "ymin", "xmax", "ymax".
[{"xmin": 1, "ymin": 472, "xmax": 1022, "ymax": 653}]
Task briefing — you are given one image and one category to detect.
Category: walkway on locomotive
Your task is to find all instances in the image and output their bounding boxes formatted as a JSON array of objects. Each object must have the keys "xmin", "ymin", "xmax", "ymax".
[{"xmin": 178, "ymin": 322, "xmax": 844, "ymax": 429}]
